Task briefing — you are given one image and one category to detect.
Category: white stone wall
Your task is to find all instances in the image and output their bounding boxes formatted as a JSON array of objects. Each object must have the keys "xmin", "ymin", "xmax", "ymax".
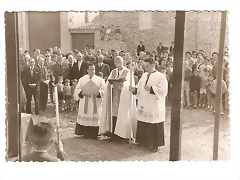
[
  {"xmin": 18, "ymin": 12, "xmax": 29, "ymax": 51},
  {"xmin": 68, "ymin": 12, "xmax": 85, "ymax": 29},
  {"xmin": 60, "ymin": 12, "xmax": 71, "ymax": 54}
]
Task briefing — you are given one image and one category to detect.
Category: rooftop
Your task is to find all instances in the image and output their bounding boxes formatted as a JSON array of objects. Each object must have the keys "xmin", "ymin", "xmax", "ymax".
[{"xmin": 69, "ymin": 22, "xmax": 102, "ymax": 31}]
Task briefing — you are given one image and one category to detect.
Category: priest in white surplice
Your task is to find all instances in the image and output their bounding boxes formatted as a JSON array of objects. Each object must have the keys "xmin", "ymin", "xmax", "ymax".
[
  {"xmin": 74, "ymin": 63, "xmax": 105, "ymax": 139},
  {"xmin": 130, "ymin": 57, "xmax": 168, "ymax": 152},
  {"xmin": 99, "ymin": 56, "xmax": 137, "ymax": 143}
]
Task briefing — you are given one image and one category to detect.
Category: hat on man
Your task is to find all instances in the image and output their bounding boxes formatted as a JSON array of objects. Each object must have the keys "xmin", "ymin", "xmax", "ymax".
[{"xmin": 72, "ymin": 79, "xmax": 78, "ymax": 82}]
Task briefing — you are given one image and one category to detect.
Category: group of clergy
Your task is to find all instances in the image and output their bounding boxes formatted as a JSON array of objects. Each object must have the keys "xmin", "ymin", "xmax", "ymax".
[{"xmin": 73, "ymin": 55, "xmax": 168, "ymax": 153}]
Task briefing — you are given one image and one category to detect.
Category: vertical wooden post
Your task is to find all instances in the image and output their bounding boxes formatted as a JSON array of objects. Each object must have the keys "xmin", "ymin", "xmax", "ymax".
[
  {"xmin": 213, "ymin": 11, "xmax": 227, "ymax": 160},
  {"xmin": 169, "ymin": 11, "xmax": 186, "ymax": 161},
  {"xmin": 5, "ymin": 12, "xmax": 21, "ymax": 159}
]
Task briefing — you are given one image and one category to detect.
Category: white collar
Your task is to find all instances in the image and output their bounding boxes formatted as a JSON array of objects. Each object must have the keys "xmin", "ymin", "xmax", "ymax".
[{"xmin": 33, "ymin": 147, "xmax": 49, "ymax": 153}]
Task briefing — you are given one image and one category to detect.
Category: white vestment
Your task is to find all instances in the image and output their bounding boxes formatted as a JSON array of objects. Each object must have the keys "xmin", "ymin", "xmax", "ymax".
[
  {"xmin": 136, "ymin": 71, "xmax": 168, "ymax": 124},
  {"xmin": 99, "ymin": 67, "xmax": 137, "ymax": 139},
  {"xmin": 74, "ymin": 75, "xmax": 105, "ymax": 127}
]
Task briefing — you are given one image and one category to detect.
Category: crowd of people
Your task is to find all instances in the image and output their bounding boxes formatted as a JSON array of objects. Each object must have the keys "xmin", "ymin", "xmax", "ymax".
[
  {"xmin": 18, "ymin": 42, "xmax": 229, "ymax": 161},
  {"xmin": 100, "ymin": 25, "xmax": 122, "ymax": 41},
  {"xmin": 19, "ymin": 42, "xmax": 229, "ymax": 115}
]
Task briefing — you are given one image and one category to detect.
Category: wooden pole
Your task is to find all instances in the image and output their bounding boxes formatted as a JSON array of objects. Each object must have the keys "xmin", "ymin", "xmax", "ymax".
[
  {"xmin": 5, "ymin": 12, "xmax": 21, "ymax": 160},
  {"xmin": 15, "ymin": 12, "xmax": 22, "ymax": 162},
  {"xmin": 54, "ymin": 86, "xmax": 60, "ymax": 144},
  {"xmin": 169, "ymin": 11, "xmax": 186, "ymax": 161},
  {"xmin": 129, "ymin": 57, "xmax": 133, "ymax": 143},
  {"xmin": 213, "ymin": 11, "xmax": 227, "ymax": 160},
  {"xmin": 110, "ymin": 85, "xmax": 113, "ymax": 133}
]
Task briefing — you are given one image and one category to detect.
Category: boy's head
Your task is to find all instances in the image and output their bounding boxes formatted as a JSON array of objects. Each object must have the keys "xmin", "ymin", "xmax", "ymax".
[
  {"xmin": 146, "ymin": 51, "xmax": 151, "ymax": 58},
  {"xmin": 192, "ymin": 51, "xmax": 197, "ymax": 58},
  {"xmin": 162, "ymin": 50, "xmax": 169, "ymax": 58},
  {"xmin": 212, "ymin": 52, "xmax": 218, "ymax": 59},
  {"xmin": 168, "ymin": 53, "xmax": 173, "ymax": 59},
  {"xmin": 193, "ymin": 69, "xmax": 200, "ymax": 76},
  {"xmin": 64, "ymin": 79, "xmax": 70, "ymax": 85},
  {"xmin": 58, "ymin": 76, "xmax": 63, "ymax": 84},
  {"xmin": 161, "ymin": 68, "xmax": 167, "ymax": 74},
  {"xmin": 161, "ymin": 60, "xmax": 167, "ymax": 66},
  {"xmin": 72, "ymin": 79, "xmax": 78, "ymax": 85},
  {"xmin": 29, "ymin": 122, "xmax": 55, "ymax": 150}
]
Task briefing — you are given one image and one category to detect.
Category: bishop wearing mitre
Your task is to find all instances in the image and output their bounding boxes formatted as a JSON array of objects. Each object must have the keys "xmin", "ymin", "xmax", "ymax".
[
  {"xmin": 129, "ymin": 58, "xmax": 168, "ymax": 152},
  {"xmin": 74, "ymin": 63, "xmax": 105, "ymax": 140},
  {"xmin": 99, "ymin": 56, "xmax": 137, "ymax": 143}
]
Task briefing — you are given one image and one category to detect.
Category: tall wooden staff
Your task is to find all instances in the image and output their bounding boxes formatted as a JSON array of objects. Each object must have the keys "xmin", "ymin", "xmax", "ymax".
[
  {"xmin": 110, "ymin": 82, "xmax": 113, "ymax": 133},
  {"xmin": 54, "ymin": 86, "xmax": 60, "ymax": 144},
  {"xmin": 129, "ymin": 57, "xmax": 133, "ymax": 143}
]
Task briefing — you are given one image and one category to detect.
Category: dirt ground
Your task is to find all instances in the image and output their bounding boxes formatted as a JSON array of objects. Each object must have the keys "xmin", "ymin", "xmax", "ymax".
[{"xmin": 23, "ymin": 103, "xmax": 229, "ymax": 161}]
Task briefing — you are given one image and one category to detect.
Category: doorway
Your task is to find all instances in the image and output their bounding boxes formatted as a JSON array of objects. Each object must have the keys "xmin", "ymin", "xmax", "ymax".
[{"xmin": 71, "ymin": 33, "xmax": 94, "ymax": 51}]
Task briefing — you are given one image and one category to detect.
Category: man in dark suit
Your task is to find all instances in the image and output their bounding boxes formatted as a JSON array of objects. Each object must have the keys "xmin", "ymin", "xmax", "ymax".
[
  {"xmin": 22, "ymin": 122, "xmax": 68, "ymax": 162},
  {"xmin": 68, "ymin": 55, "xmax": 76, "ymax": 85},
  {"xmin": 72, "ymin": 52, "xmax": 87, "ymax": 80},
  {"xmin": 157, "ymin": 42, "xmax": 165, "ymax": 56},
  {"xmin": 107, "ymin": 50, "xmax": 118, "ymax": 71},
  {"xmin": 52, "ymin": 54, "xmax": 69, "ymax": 83},
  {"xmin": 85, "ymin": 50, "xmax": 97, "ymax": 64},
  {"xmin": 38, "ymin": 57, "xmax": 50, "ymax": 112},
  {"xmin": 137, "ymin": 41, "xmax": 145, "ymax": 56},
  {"xmin": 22, "ymin": 58, "xmax": 41, "ymax": 115},
  {"xmin": 169, "ymin": 42, "xmax": 174, "ymax": 54},
  {"xmin": 95, "ymin": 55, "xmax": 110, "ymax": 80}
]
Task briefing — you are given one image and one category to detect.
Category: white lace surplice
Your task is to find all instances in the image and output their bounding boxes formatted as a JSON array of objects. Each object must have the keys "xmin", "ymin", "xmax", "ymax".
[
  {"xmin": 74, "ymin": 75, "xmax": 105, "ymax": 127},
  {"xmin": 136, "ymin": 71, "xmax": 168, "ymax": 124}
]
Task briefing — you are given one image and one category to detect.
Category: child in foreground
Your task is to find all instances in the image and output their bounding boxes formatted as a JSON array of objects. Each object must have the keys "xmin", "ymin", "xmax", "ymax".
[
  {"xmin": 57, "ymin": 76, "xmax": 64, "ymax": 111},
  {"xmin": 63, "ymin": 79, "xmax": 72, "ymax": 110},
  {"xmin": 209, "ymin": 76, "xmax": 227, "ymax": 115},
  {"xmin": 22, "ymin": 122, "xmax": 68, "ymax": 162}
]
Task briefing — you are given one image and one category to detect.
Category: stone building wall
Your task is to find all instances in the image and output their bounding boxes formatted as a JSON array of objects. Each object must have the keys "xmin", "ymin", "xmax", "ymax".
[{"xmin": 93, "ymin": 11, "xmax": 229, "ymax": 56}]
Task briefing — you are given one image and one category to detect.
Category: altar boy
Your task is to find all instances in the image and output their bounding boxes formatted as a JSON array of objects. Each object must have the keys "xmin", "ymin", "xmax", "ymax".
[{"xmin": 22, "ymin": 122, "xmax": 68, "ymax": 162}]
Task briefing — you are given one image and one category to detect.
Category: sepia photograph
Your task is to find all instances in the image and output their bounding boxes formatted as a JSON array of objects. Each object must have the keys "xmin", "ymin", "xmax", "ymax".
[{"xmin": 4, "ymin": 10, "xmax": 231, "ymax": 163}]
